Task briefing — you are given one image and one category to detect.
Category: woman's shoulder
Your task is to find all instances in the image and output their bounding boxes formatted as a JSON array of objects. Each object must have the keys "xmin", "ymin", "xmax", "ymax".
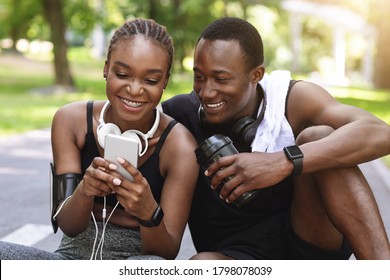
[
  {"xmin": 51, "ymin": 101, "xmax": 105, "ymax": 150},
  {"xmin": 158, "ymin": 113, "xmax": 199, "ymax": 174},
  {"xmin": 52, "ymin": 100, "xmax": 103, "ymax": 135},
  {"xmin": 160, "ymin": 112, "xmax": 190, "ymax": 136},
  {"xmin": 54, "ymin": 100, "xmax": 89, "ymax": 118},
  {"xmin": 53, "ymin": 100, "xmax": 104, "ymax": 122},
  {"xmin": 160, "ymin": 112, "xmax": 197, "ymax": 151}
]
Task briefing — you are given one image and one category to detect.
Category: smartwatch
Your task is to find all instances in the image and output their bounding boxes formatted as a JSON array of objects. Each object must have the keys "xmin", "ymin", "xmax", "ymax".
[
  {"xmin": 283, "ymin": 145, "xmax": 304, "ymax": 176},
  {"xmin": 137, "ymin": 204, "xmax": 164, "ymax": 227}
]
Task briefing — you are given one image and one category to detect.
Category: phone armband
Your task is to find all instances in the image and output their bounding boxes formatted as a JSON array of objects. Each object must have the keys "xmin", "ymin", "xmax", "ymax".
[{"xmin": 50, "ymin": 163, "xmax": 82, "ymax": 233}]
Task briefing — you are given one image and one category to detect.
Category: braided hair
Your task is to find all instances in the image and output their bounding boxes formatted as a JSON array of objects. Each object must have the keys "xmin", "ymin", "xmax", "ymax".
[{"xmin": 107, "ymin": 18, "xmax": 174, "ymax": 76}]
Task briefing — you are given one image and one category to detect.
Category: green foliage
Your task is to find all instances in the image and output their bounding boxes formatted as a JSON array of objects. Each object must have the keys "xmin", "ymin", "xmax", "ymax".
[
  {"xmin": 1, "ymin": 47, "xmax": 390, "ymax": 167},
  {"xmin": 0, "ymin": 0, "xmax": 44, "ymax": 42},
  {"xmin": 1, "ymin": 47, "xmax": 389, "ymax": 135},
  {"xmin": 64, "ymin": 0, "xmax": 98, "ymax": 40},
  {"xmin": 2, "ymin": 1, "xmax": 390, "ymax": 90},
  {"xmin": 299, "ymin": 18, "xmax": 333, "ymax": 73}
]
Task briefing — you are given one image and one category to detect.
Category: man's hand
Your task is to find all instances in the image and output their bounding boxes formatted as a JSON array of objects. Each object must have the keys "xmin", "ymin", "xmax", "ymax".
[{"xmin": 206, "ymin": 152, "xmax": 292, "ymax": 203}]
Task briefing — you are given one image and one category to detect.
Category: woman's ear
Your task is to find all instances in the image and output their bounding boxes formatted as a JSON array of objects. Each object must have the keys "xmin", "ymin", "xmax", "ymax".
[
  {"xmin": 251, "ymin": 65, "xmax": 265, "ymax": 84},
  {"xmin": 103, "ymin": 61, "xmax": 109, "ymax": 80},
  {"xmin": 163, "ymin": 73, "xmax": 170, "ymax": 90}
]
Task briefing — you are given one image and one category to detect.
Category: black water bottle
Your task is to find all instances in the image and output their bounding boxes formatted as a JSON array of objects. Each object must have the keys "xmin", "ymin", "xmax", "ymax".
[{"xmin": 195, "ymin": 134, "xmax": 257, "ymax": 207}]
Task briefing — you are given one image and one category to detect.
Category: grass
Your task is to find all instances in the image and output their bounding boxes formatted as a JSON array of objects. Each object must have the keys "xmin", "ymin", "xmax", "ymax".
[
  {"xmin": 330, "ymin": 86, "xmax": 390, "ymax": 168},
  {"xmin": 0, "ymin": 49, "xmax": 192, "ymax": 135},
  {"xmin": 330, "ymin": 86, "xmax": 390, "ymax": 123},
  {"xmin": 1, "ymin": 48, "xmax": 389, "ymax": 167}
]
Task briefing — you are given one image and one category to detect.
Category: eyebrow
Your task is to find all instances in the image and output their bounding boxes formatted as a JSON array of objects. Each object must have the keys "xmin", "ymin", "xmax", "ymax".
[
  {"xmin": 193, "ymin": 67, "xmax": 231, "ymax": 75},
  {"xmin": 113, "ymin": 61, "xmax": 164, "ymax": 74}
]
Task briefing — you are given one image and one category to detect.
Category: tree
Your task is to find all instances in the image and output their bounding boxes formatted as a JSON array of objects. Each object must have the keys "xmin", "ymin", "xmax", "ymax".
[{"xmin": 41, "ymin": 0, "xmax": 74, "ymax": 90}]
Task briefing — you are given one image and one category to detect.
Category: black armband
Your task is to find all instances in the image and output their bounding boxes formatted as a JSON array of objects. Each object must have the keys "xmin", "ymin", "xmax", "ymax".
[{"xmin": 50, "ymin": 163, "xmax": 82, "ymax": 233}]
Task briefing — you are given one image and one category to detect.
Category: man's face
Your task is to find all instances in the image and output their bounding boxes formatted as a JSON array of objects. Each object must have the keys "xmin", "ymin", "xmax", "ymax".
[{"xmin": 193, "ymin": 39, "xmax": 259, "ymax": 124}]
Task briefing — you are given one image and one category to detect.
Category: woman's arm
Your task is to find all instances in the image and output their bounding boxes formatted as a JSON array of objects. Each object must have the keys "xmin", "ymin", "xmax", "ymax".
[
  {"xmin": 51, "ymin": 101, "xmax": 119, "ymax": 236},
  {"xmin": 113, "ymin": 121, "xmax": 199, "ymax": 259},
  {"xmin": 142, "ymin": 123, "xmax": 198, "ymax": 259}
]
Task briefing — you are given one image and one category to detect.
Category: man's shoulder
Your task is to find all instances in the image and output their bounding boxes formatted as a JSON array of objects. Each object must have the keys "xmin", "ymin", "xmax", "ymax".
[
  {"xmin": 161, "ymin": 91, "xmax": 202, "ymax": 137},
  {"xmin": 163, "ymin": 91, "xmax": 198, "ymax": 105},
  {"xmin": 162, "ymin": 91, "xmax": 199, "ymax": 116}
]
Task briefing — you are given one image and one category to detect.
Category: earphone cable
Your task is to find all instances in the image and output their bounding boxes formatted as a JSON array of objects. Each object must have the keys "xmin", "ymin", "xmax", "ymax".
[
  {"xmin": 90, "ymin": 211, "xmax": 99, "ymax": 260},
  {"xmin": 52, "ymin": 195, "xmax": 73, "ymax": 220},
  {"xmin": 94, "ymin": 198, "xmax": 120, "ymax": 260}
]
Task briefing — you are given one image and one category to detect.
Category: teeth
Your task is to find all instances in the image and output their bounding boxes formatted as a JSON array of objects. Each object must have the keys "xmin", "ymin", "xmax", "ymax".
[
  {"xmin": 122, "ymin": 98, "xmax": 142, "ymax": 108},
  {"xmin": 205, "ymin": 101, "xmax": 224, "ymax": 108}
]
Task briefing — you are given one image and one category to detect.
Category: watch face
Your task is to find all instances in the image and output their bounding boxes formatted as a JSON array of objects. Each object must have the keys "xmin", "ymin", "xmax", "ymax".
[{"xmin": 286, "ymin": 145, "xmax": 303, "ymax": 159}]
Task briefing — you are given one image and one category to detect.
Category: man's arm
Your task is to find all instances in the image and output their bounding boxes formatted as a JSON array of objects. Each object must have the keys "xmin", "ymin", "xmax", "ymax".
[
  {"xmin": 207, "ymin": 81, "xmax": 390, "ymax": 200},
  {"xmin": 287, "ymin": 81, "xmax": 390, "ymax": 173}
]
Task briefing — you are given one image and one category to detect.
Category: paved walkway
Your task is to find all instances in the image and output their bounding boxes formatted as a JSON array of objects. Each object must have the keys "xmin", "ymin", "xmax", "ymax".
[{"xmin": 0, "ymin": 129, "xmax": 389, "ymax": 259}]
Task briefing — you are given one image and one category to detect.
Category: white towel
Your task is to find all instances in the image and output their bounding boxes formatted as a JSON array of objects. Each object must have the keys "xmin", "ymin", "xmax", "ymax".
[{"xmin": 251, "ymin": 70, "xmax": 295, "ymax": 152}]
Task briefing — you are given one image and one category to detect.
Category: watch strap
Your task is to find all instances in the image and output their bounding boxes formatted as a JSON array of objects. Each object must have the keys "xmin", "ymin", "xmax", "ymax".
[
  {"xmin": 291, "ymin": 155, "xmax": 303, "ymax": 176},
  {"xmin": 283, "ymin": 145, "xmax": 304, "ymax": 177},
  {"xmin": 137, "ymin": 204, "xmax": 164, "ymax": 228}
]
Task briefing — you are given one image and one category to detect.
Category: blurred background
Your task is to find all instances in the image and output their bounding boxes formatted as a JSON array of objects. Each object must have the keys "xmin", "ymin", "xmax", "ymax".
[
  {"xmin": 0, "ymin": 0, "xmax": 389, "ymax": 255},
  {"xmin": 0, "ymin": 0, "xmax": 389, "ymax": 164}
]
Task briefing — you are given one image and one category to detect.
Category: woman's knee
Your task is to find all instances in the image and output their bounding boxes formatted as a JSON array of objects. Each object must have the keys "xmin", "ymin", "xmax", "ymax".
[{"xmin": 296, "ymin": 125, "xmax": 334, "ymax": 145}]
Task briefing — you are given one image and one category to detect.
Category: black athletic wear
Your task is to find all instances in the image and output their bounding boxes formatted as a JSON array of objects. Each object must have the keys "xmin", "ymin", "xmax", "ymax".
[
  {"xmin": 162, "ymin": 91, "xmax": 352, "ymax": 260},
  {"xmin": 83, "ymin": 101, "xmax": 177, "ymax": 208}
]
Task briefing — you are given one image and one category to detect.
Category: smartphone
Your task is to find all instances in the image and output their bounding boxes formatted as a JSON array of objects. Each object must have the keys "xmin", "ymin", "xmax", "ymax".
[{"xmin": 104, "ymin": 134, "xmax": 139, "ymax": 181}]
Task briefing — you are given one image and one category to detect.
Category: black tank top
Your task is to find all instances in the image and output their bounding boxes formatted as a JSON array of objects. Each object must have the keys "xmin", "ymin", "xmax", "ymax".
[
  {"xmin": 162, "ymin": 89, "xmax": 294, "ymax": 254},
  {"xmin": 81, "ymin": 101, "xmax": 177, "ymax": 208}
]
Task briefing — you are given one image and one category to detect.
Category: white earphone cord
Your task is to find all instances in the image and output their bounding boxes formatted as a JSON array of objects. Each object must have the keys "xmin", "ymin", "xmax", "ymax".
[{"xmin": 90, "ymin": 197, "xmax": 120, "ymax": 260}]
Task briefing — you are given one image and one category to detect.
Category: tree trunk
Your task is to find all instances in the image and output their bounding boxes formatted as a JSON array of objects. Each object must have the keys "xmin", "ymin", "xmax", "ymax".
[{"xmin": 41, "ymin": 0, "xmax": 74, "ymax": 89}]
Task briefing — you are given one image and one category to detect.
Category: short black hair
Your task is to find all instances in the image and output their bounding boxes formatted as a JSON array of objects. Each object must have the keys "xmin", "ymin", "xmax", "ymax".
[{"xmin": 198, "ymin": 17, "xmax": 264, "ymax": 70}]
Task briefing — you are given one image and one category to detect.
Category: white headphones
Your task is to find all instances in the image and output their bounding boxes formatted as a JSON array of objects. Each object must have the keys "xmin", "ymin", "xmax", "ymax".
[{"xmin": 97, "ymin": 101, "xmax": 160, "ymax": 156}]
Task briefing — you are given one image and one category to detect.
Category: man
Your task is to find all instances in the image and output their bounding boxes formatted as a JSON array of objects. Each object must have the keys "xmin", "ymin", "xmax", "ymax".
[{"xmin": 162, "ymin": 17, "xmax": 390, "ymax": 259}]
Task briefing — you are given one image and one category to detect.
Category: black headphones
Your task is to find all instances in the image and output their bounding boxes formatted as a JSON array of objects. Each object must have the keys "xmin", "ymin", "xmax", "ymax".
[{"xmin": 198, "ymin": 86, "xmax": 266, "ymax": 145}]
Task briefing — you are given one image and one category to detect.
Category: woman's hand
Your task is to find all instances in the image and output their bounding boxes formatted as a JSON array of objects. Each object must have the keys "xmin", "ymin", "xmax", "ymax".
[
  {"xmin": 111, "ymin": 157, "xmax": 157, "ymax": 221},
  {"xmin": 80, "ymin": 157, "xmax": 122, "ymax": 197}
]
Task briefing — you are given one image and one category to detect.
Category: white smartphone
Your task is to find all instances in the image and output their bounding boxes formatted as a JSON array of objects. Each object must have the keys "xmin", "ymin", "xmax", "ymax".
[{"xmin": 104, "ymin": 134, "xmax": 139, "ymax": 181}]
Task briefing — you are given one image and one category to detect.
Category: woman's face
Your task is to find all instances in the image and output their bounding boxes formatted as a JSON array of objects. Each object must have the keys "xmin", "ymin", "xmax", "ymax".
[
  {"xmin": 193, "ymin": 38, "xmax": 261, "ymax": 125},
  {"xmin": 104, "ymin": 35, "xmax": 169, "ymax": 131}
]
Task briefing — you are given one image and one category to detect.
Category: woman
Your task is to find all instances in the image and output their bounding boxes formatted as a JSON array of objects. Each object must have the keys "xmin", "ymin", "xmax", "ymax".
[{"xmin": 0, "ymin": 18, "xmax": 198, "ymax": 260}]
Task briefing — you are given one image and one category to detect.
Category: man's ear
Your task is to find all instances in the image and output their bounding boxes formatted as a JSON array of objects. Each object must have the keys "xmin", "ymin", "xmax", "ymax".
[{"xmin": 251, "ymin": 65, "xmax": 265, "ymax": 84}]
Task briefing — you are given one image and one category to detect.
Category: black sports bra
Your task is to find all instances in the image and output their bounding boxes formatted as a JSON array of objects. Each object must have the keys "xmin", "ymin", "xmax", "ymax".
[{"xmin": 80, "ymin": 101, "xmax": 177, "ymax": 207}]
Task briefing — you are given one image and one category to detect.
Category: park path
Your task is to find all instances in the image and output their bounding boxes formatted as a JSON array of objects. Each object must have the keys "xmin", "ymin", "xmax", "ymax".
[{"xmin": 0, "ymin": 129, "xmax": 389, "ymax": 259}]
